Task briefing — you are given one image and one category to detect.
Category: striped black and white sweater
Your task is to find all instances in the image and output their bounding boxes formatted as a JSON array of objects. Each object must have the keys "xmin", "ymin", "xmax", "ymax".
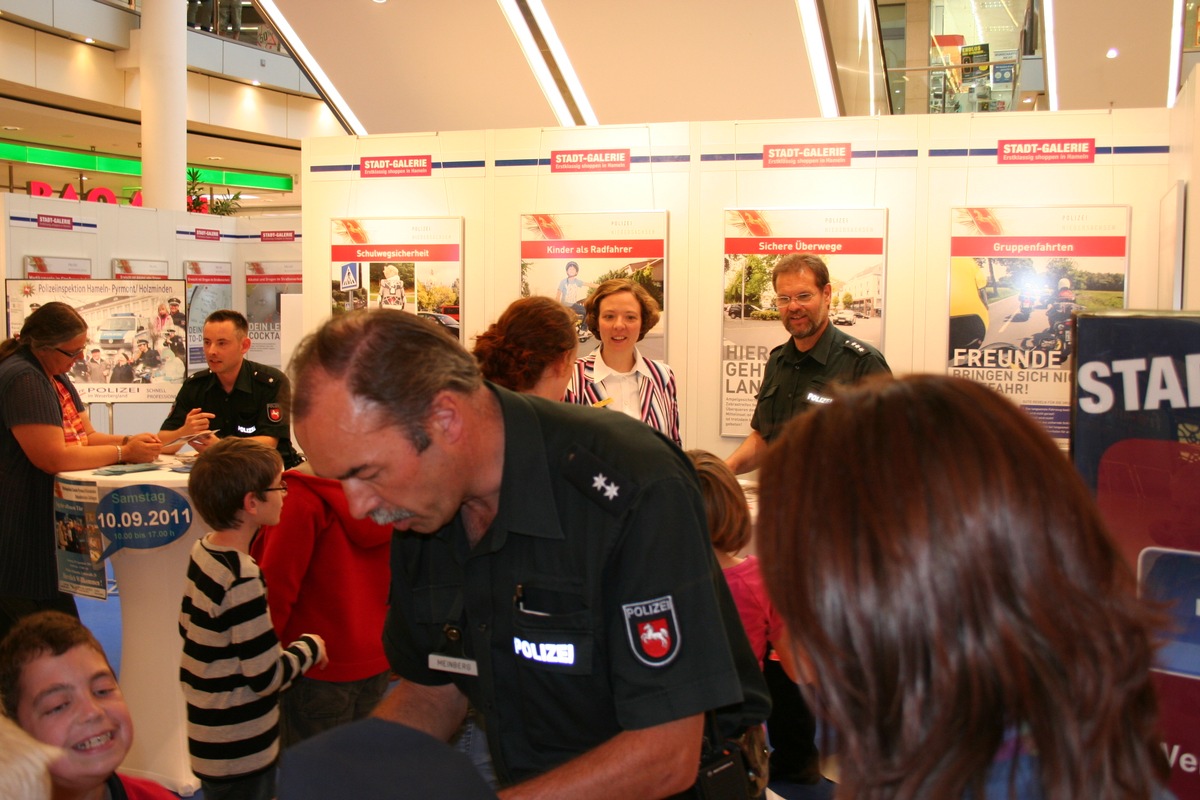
[{"xmin": 179, "ymin": 536, "xmax": 323, "ymax": 781}]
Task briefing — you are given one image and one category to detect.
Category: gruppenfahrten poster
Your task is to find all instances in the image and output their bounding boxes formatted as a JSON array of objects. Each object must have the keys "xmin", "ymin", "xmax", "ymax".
[
  {"xmin": 947, "ymin": 206, "xmax": 1128, "ymax": 448},
  {"xmin": 721, "ymin": 209, "xmax": 887, "ymax": 437}
]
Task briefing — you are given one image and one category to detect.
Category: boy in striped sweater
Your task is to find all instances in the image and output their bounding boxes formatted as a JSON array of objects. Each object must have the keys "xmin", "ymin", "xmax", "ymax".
[{"xmin": 180, "ymin": 438, "xmax": 326, "ymax": 800}]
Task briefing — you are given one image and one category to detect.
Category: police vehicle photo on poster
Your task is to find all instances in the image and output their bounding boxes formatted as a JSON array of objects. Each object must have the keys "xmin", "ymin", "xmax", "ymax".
[
  {"xmin": 720, "ymin": 208, "xmax": 888, "ymax": 437},
  {"xmin": 947, "ymin": 206, "xmax": 1129, "ymax": 448},
  {"xmin": 520, "ymin": 211, "xmax": 668, "ymax": 362},
  {"xmin": 330, "ymin": 217, "xmax": 464, "ymax": 338},
  {"xmin": 6, "ymin": 279, "xmax": 188, "ymax": 403}
]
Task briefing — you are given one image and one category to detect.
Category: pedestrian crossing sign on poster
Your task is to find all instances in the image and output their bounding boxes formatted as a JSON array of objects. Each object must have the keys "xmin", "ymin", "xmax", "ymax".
[{"xmin": 340, "ymin": 262, "xmax": 359, "ymax": 291}]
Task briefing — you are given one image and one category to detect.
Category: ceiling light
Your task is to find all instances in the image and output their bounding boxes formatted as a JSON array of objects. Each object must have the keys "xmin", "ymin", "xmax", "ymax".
[
  {"xmin": 373, "ymin": 0, "xmax": 387, "ymax": 3},
  {"xmin": 84, "ymin": 37, "xmax": 95, "ymax": 44},
  {"xmin": 1170, "ymin": 0, "xmax": 1185, "ymax": 107},
  {"xmin": 497, "ymin": 0, "xmax": 598, "ymax": 126},
  {"xmin": 795, "ymin": 0, "xmax": 840, "ymax": 117},
  {"xmin": 207, "ymin": 156, "xmax": 223, "ymax": 161},
  {"xmin": 256, "ymin": 0, "xmax": 367, "ymax": 134},
  {"xmin": 2, "ymin": 126, "xmax": 21, "ymax": 131},
  {"xmin": 1105, "ymin": 47, "xmax": 1119, "ymax": 59},
  {"xmin": 1043, "ymin": 0, "xmax": 1059, "ymax": 111}
]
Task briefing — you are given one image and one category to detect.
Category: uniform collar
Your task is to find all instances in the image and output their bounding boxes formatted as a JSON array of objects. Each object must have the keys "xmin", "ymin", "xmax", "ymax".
[
  {"xmin": 780, "ymin": 322, "xmax": 836, "ymax": 366},
  {"xmin": 591, "ymin": 346, "xmax": 651, "ymax": 382},
  {"xmin": 471, "ymin": 384, "xmax": 565, "ymax": 551},
  {"xmin": 206, "ymin": 358, "xmax": 254, "ymax": 394}
]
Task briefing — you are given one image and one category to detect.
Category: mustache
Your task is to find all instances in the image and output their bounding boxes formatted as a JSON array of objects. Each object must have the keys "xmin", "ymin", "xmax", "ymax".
[{"xmin": 369, "ymin": 506, "xmax": 416, "ymax": 526}]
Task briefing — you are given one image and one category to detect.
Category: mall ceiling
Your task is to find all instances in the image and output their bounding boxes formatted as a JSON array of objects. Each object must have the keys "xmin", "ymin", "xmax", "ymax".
[{"xmin": 0, "ymin": 0, "xmax": 1180, "ymax": 213}]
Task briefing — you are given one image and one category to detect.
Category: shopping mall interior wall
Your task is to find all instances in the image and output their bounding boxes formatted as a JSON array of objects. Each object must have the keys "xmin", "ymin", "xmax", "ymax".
[
  {"xmin": 0, "ymin": 192, "xmax": 301, "ymax": 437},
  {"xmin": 302, "ymin": 109, "xmax": 1173, "ymax": 460}
]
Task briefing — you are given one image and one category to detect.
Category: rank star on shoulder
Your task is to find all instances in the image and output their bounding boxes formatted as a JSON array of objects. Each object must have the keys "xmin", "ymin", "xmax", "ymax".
[
  {"xmin": 592, "ymin": 473, "xmax": 608, "ymax": 491},
  {"xmin": 602, "ymin": 482, "xmax": 619, "ymax": 500}
]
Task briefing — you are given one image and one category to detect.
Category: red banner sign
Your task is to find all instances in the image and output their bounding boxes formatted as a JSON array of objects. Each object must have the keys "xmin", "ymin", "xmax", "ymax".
[
  {"xmin": 763, "ymin": 144, "xmax": 853, "ymax": 168},
  {"xmin": 997, "ymin": 139, "xmax": 1096, "ymax": 164}
]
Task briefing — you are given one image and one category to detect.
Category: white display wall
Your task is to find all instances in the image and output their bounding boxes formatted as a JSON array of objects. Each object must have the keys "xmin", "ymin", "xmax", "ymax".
[
  {"xmin": 302, "ymin": 108, "xmax": 1174, "ymax": 459},
  {"xmin": 0, "ymin": 194, "xmax": 301, "ymax": 436}
]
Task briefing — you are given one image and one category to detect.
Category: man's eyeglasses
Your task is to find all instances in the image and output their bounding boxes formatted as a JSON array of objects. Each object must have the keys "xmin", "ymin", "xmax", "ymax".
[
  {"xmin": 773, "ymin": 293, "xmax": 817, "ymax": 308},
  {"xmin": 262, "ymin": 481, "xmax": 288, "ymax": 496},
  {"xmin": 53, "ymin": 345, "xmax": 86, "ymax": 359}
]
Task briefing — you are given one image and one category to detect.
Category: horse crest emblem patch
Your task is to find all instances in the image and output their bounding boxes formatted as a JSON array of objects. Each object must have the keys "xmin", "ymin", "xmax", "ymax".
[{"xmin": 622, "ymin": 595, "xmax": 679, "ymax": 667}]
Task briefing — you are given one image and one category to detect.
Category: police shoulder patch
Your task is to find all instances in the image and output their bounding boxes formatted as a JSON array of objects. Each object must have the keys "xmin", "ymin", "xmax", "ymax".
[
  {"xmin": 266, "ymin": 403, "xmax": 283, "ymax": 423},
  {"xmin": 563, "ymin": 445, "xmax": 637, "ymax": 516},
  {"xmin": 843, "ymin": 338, "xmax": 868, "ymax": 357},
  {"xmin": 252, "ymin": 369, "xmax": 278, "ymax": 386},
  {"xmin": 622, "ymin": 595, "xmax": 680, "ymax": 667}
]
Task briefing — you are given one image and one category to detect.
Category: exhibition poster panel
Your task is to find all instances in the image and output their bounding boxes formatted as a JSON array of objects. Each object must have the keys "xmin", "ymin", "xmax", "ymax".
[
  {"xmin": 24, "ymin": 255, "xmax": 91, "ymax": 279},
  {"xmin": 183, "ymin": 261, "xmax": 232, "ymax": 371},
  {"xmin": 244, "ymin": 261, "xmax": 302, "ymax": 366},
  {"xmin": 1072, "ymin": 312, "xmax": 1200, "ymax": 798},
  {"xmin": 947, "ymin": 206, "xmax": 1129, "ymax": 448},
  {"xmin": 720, "ymin": 209, "xmax": 887, "ymax": 437},
  {"xmin": 520, "ymin": 211, "xmax": 668, "ymax": 363},
  {"xmin": 54, "ymin": 477, "xmax": 106, "ymax": 599},
  {"xmin": 113, "ymin": 259, "xmax": 169, "ymax": 280},
  {"xmin": 330, "ymin": 218, "xmax": 463, "ymax": 338},
  {"xmin": 6, "ymin": 279, "xmax": 188, "ymax": 403}
]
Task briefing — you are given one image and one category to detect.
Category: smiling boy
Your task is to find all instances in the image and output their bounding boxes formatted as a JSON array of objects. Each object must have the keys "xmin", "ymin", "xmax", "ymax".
[{"xmin": 0, "ymin": 610, "xmax": 175, "ymax": 800}]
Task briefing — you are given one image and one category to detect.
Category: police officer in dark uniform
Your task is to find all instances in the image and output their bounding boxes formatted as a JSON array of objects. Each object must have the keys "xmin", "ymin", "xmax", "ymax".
[
  {"xmin": 289, "ymin": 310, "xmax": 770, "ymax": 800},
  {"xmin": 726, "ymin": 253, "xmax": 889, "ymax": 788},
  {"xmin": 158, "ymin": 309, "xmax": 301, "ymax": 468},
  {"xmin": 168, "ymin": 297, "xmax": 186, "ymax": 328},
  {"xmin": 727, "ymin": 253, "xmax": 890, "ymax": 475}
]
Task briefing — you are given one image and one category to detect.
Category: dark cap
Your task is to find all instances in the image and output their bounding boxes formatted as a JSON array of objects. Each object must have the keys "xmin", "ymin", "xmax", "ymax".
[{"xmin": 169, "ymin": 297, "xmax": 181, "ymax": 304}]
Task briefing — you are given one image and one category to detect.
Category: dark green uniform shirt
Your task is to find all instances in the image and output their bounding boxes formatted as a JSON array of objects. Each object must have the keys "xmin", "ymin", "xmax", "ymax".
[
  {"xmin": 161, "ymin": 358, "xmax": 300, "ymax": 468},
  {"xmin": 751, "ymin": 322, "xmax": 891, "ymax": 442},
  {"xmin": 383, "ymin": 385, "xmax": 769, "ymax": 786}
]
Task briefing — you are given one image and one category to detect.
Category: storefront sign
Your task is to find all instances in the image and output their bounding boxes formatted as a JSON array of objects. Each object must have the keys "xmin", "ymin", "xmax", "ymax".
[
  {"xmin": 550, "ymin": 149, "xmax": 631, "ymax": 173},
  {"xmin": 360, "ymin": 156, "xmax": 433, "ymax": 178},
  {"xmin": 997, "ymin": 139, "xmax": 1096, "ymax": 164},
  {"xmin": 27, "ymin": 180, "xmax": 142, "ymax": 206}
]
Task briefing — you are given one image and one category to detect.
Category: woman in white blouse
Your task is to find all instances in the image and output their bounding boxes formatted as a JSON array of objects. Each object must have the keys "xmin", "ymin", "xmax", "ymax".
[{"xmin": 564, "ymin": 279, "xmax": 681, "ymax": 446}]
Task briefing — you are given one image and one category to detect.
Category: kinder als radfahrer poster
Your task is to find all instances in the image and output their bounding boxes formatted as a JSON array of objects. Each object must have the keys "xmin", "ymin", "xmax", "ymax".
[
  {"xmin": 520, "ymin": 211, "xmax": 668, "ymax": 363},
  {"xmin": 947, "ymin": 206, "xmax": 1128, "ymax": 448},
  {"xmin": 721, "ymin": 209, "xmax": 887, "ymax": 437}
]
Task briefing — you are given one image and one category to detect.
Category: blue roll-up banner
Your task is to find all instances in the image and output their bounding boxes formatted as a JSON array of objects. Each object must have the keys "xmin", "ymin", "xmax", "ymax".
[{"xmin": 1072, "ymin": 311, "xmax": 1200, "ymax": 797}]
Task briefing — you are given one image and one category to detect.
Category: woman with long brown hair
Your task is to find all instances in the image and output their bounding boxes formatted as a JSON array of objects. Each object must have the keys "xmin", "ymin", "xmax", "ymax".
[
  {"xmin": 757, "ymin": 374, "xmax": 1173, "ymax": 800},
  {"xmin": 0, "ymin": 303, "xmax": 160, "ymax": 640}
]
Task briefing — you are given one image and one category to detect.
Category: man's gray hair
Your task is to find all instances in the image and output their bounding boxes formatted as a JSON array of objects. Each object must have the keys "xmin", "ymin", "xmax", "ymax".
[{"xmin": 289, "ymin": 310, "xmax": 482, "ymax": 451}]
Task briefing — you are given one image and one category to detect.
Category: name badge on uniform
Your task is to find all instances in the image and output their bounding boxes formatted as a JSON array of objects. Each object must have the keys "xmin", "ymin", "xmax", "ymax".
[
  {"xmin": 429, "ymin": 653, "xmax": 478, "ymax": 676},
  {"xmin": 805, "ymin": 391, "xmax": 834, "ymax": 405}
]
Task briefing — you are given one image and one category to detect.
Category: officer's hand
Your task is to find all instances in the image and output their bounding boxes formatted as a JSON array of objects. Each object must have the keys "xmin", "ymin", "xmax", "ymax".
[{"xmin": 182, "ymin": 408, "xmax": 216, "ymax": 435}]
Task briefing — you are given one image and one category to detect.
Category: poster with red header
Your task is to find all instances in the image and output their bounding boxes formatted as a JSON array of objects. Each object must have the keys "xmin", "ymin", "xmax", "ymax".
[
  {"xmin": 947, "ymin": 206, "xmax": 1129, "ymax": 448},
  {"xmin": 330, "ymin": 218, "xmax": 464, "ymax": 338},
  {"xmin": 721, "ymin": 208, "xmax": 887, "ymax": 437},
  {"xmin": 244, "ymin": 261, "xmax": 302, "ymax": 366},
  {"xmin": 183, "ymin": 261, "xmax": 232, "ymax": 371},
  {"xmin": 519, "ymin": 211, "xmax": 668, "ymax": 362}
]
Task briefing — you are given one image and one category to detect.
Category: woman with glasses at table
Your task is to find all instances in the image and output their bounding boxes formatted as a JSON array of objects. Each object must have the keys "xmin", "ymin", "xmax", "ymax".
[{"xmin": 0, "ymin": 302, "xmax": 162, "ymax": 640}]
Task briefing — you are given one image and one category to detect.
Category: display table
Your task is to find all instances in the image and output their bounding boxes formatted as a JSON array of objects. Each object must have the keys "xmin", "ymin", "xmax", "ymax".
[{"xmin": 55, "ymin": 462, "xmax": 207, "ymax": 797}]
